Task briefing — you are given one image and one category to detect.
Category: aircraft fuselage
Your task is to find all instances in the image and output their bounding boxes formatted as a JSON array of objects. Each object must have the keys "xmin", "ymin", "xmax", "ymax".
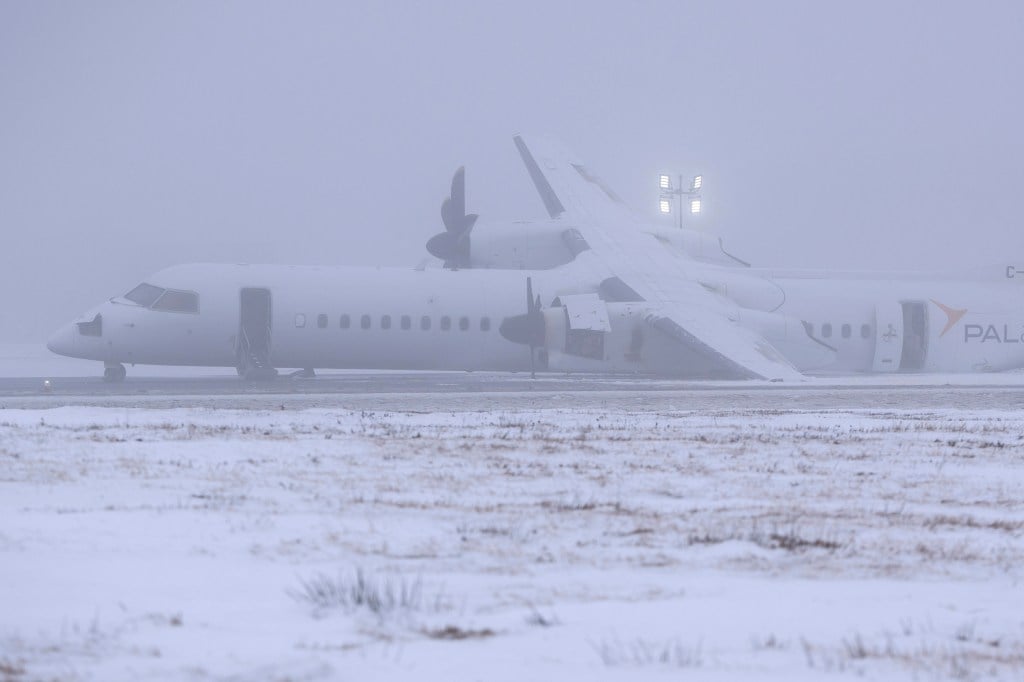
[
  {"xmin": 47, "ymin": 261, "xmax": 1024, "ymax": 378},
  {"xmin": 47, "ymin": 263, "xmax": 549, "ymax": 372}
]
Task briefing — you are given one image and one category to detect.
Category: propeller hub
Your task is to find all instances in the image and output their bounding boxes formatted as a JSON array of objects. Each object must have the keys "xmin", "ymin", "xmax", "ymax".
[
  {"xmin": 499, "ymin": 277, "xmax": 546, "ymax": 348},
  {"xmin": 498, "ymin": 314, "xmax": 544, "ymax": 347}
]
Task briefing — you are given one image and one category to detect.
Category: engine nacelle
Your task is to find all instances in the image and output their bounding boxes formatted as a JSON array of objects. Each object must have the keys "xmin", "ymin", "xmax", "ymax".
[
  {"xmin": 468, "ymin": 222, "xmax": 576, "ymax": 270},
  {"xmin": 463, "ymin": 222, "xmax": 750, "ymax": 271},
  {"xmin": 539, "ymin": 297, "xmax": 834, "ymax": 375},
  {"xmin": 543, "ymin": 299, "xmax": 660, "ymax": 373}
]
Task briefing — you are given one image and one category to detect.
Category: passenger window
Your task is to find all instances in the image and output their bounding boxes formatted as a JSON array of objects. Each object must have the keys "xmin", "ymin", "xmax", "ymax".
[
  {"xmin": 459, "ymin": 316, "xmax": 469, "ymax": 331},
  {"xmin": 340, "ymin": 314, "xmax": 350, "ymax": 329},
  {"xmin": 480, "ymin": 317, "xmax": 491, "ymax": 332},
  {"xmin": 400, "ymin": 315, "xmax": 411, "ymax": 330},
  {"xmin": 152, "ymin": 290, "xmax": 199, "ymax": 313},
  {"xmin": 822, "ymin": 323, "xmax": 832, "ymax": 338},
  {"xmin": 861, "ymin": 324, "xmax": 872, "ymax": 339},
  {"xmin": 295, "ymin": 314, "xmax": 306, "ymax": 328},
  {"xmin": 361, "ymin": 314, "xmax": 371, "ymax": 330},
  {"xmin": 317, "ymin": 314, "xmax": 328, "ymax": 329},
  {"xmin": 841, "ymin": 323, "xmax": 851, "ymax": 339},
  {"xmin": 421, "ymin": 316, "xmax": 431, "ymax": 331},
  {"xmin": 381, "ymin": 315, "xmax": 392, "ymax": 330},
  {"xmin": 124, "ymin": 283, "xmax": 165, "ymax": 307},
  {"xmin": 440, "ymin": 316, "xmax": 451, "ymax": 331}
]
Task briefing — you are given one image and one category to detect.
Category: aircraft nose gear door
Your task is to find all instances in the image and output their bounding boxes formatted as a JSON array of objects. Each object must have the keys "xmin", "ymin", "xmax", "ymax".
[
  {"xmin": 238, "ymin": 288, "xmax": 277, "ymax": 380},
  {"xmin": 872, "ymin": 301, "xmax": 903, "ymax": 372}
]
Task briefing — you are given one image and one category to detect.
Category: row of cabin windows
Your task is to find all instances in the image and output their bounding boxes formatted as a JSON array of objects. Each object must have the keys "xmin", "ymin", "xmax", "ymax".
[
  {"xmin": 296, "ymin": 313, "xmax": 492, "ymax": 332},
  {"xmin": 810, "ymin": 322, "xmax": 873, "ymax": 340}
]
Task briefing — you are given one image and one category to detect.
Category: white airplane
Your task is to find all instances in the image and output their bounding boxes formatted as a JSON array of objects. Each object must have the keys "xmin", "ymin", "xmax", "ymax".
[{"xmin": 47, "ymin": 136, "xmax": 1024, "ymax": 382}]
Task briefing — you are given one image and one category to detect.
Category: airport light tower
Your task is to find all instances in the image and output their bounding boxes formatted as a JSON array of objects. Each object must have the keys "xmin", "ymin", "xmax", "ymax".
[{"xmin": 659, "ymin": 173, "xmax": 703, "ymax": 229}]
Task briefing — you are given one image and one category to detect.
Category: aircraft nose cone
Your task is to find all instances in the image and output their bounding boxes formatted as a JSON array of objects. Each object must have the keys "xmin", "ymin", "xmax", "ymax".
[{"xmin": 46, "ymin": 324, "xmax": 76, "ymax": 357}]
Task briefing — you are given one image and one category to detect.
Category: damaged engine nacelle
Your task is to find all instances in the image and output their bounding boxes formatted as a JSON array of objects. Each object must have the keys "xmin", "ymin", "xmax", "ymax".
[
  {"xmin": 541, "ymin": 296, "xmax": 700, "ymax": 374},
  {"xmin": 539, "ymin": 296, "xmax": 836, "ymax": 375}
]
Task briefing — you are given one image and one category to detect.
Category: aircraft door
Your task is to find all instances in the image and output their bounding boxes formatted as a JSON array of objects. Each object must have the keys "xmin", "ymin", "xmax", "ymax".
[
  {"xmin": 899, "ymin": 301, "xmax": 928, "ymax": 371},
  {"xmin": 238, "ymin": 288, "xmax": 274, "ymax": 376},
  {"xmin": 872, "ymin": 301, "xmax": 903, "ymax": 372}
]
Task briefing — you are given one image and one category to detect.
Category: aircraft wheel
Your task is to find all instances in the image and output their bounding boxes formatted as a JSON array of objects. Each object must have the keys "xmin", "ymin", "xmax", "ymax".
[{"xmin": 103, "ymin": 364, "xmax": 126, "ymax": 383}]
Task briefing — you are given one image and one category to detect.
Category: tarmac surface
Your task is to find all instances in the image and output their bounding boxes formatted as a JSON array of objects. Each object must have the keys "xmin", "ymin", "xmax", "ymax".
[{"xmin": 3, "ymin": 371, "xmax": 1024, "ymax": 411}]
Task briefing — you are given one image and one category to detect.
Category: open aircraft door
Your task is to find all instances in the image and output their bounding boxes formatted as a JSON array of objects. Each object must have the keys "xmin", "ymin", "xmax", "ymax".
[
  {"xmin": 238, "ymin": 288, "xmax": 276, "ymax": 379},
  {"xmin": 871, "ymin": 301, "xmax": 903, "ymax": 372}
]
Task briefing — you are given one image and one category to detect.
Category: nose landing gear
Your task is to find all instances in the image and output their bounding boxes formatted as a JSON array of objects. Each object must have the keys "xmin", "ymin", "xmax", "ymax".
[{"xmin": 103, "ymin": 363, "xmax": 126, "ymax": 383}]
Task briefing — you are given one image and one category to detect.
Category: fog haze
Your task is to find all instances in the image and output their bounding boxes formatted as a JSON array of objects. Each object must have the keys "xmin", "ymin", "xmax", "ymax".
[{"xmin": 2, "ymin": 1, "xmax": 1022, "ymax": 343}]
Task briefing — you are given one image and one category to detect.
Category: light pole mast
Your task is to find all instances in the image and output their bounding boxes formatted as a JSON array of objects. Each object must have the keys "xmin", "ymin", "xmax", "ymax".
[
  {"xmin": 659, "ymin": 173, "xmax": 703, "ymax": 228},
  {"xmin": 677, "ymin": 174, "xmax": 684, "ymax": 230}
]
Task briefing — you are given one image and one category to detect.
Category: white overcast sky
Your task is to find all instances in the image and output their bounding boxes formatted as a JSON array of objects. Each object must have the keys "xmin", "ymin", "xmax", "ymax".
[{"xmin": 2, "ymin": 1, "xmax": 1023, "ymax": 342}]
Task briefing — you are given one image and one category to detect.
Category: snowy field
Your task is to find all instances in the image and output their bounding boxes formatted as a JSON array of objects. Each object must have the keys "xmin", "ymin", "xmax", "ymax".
[{"xmin": 1, "ymin": 401, "xmax": 1023, "ymax": 680}]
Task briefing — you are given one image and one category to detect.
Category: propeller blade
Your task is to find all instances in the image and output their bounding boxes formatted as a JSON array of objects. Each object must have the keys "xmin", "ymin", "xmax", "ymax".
[
  {"xmin": 498, "ymin": 277, "xmax": 545, "ymax": 377},
  {"xmin": 450, "ymin": 166, "xmax": 466, "ymax": 221},
  {"xmin": 430, "ymin": 167, "xmax": 477, "ymax": 268},
  {"xmin": 441, "ymin": 197, "xmax": 453, "ymax": 232}
]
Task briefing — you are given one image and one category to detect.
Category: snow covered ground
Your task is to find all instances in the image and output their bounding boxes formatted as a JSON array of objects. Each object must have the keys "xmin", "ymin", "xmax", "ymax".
[{"xmin": 1, "ymin": 403, "xmax": 1022, "ymax": 680}]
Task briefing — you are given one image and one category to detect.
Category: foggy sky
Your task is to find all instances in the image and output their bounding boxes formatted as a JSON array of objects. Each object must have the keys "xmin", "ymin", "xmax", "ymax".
[{"xmin": 2, "ymin": 1, "xmax": 1023, "ymax": 343}]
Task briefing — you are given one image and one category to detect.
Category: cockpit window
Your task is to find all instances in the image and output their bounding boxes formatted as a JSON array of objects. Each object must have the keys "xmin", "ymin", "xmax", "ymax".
[
  {"xmin": 124, "ymin": 283, "xmax": 165, "ymax": 307},
  {"xmin": 152, "ymin": 289, "xmax": 199, "ymax": 313}
]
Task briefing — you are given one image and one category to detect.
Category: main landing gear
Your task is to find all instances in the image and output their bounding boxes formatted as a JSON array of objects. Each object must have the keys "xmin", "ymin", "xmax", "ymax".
[{"xmin": 103, "ymin": 363, "xmax": 127, "ymax": 383}]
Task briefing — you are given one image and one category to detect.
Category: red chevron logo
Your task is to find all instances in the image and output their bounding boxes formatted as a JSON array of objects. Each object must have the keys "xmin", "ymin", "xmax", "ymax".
[{"xmin": 931, "ymin": 299, "xmax": 968, "ymax": 338}]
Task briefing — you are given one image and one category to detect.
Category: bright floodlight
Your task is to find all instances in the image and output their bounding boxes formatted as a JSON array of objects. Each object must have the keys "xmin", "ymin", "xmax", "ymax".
[
  {"xmin": 659, "ymin": 198, "xmax": 672, "ymax": 214},
  {"xmin": 690, "ymin": 198, "xmax": 702, "ymax": 214},
  {"xmin": 659, "ymin": 174, "xmax": 672, "ymax": 190},
  {"xmin": 691, "ymin": 175, "xmax": 703, "ymax": 191}
]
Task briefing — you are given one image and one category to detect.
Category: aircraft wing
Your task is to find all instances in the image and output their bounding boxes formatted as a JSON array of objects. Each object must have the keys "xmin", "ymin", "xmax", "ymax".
[
  {"xmin": 514, "ymin": 134, "xmax": 803, "ymax": 381},
  {"xmin": 513, "ymin": 134, "xmax": 636, "ymax": 225}
]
